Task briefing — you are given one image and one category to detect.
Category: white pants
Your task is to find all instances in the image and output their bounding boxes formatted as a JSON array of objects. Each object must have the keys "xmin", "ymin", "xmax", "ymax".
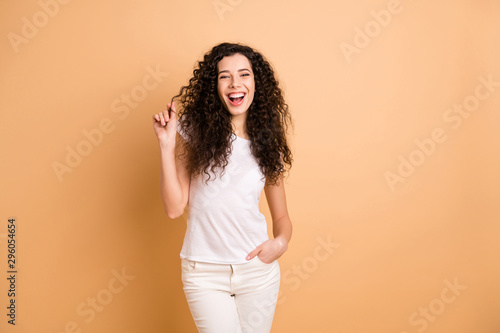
[{"xmin": 181, "ymin": 257, "xmax": 281, "ymax": 333}]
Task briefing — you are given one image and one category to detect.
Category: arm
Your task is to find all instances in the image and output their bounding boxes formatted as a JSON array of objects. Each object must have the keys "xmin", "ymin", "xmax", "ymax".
[
  {"xmin": 246, "ymin": 177, "xmax": 293, "ymax": 263},
  {"xmin": 153, "ymin": 102, "xmax": 190, "ymax": 219},
  {"xmin": 158, "ymin": 133, "xmax": 190, "ymax": 219}
]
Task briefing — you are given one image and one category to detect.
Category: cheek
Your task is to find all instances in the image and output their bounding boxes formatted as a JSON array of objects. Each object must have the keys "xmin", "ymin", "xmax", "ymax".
[
  {"xmin": 217, "ymin": 84, "xmax": 226, "ymax": 100},
  {"xmin": 249, "ymin": 83, "xmax": 256, "ymax": 100}
]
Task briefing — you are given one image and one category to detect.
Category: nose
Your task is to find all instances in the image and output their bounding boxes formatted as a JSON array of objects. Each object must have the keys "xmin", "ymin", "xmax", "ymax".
[{"xmin": 230, "ymin": 76, "xmax": 241, "ymax": 88}]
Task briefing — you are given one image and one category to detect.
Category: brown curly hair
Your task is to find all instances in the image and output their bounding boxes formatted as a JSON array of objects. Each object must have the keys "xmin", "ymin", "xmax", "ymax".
[{"xmin": 172, "ymin": 42, "xmax": 293, "ymax": 185}]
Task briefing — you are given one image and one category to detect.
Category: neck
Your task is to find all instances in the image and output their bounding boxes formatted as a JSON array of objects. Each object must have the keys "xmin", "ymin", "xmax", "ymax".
[{"xmin": 231, "ymin": 113, "xmax": 248, "ymax": 138}]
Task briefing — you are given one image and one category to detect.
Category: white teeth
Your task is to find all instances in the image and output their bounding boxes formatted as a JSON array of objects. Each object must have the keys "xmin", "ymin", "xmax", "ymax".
[{"xmin": 229, "ymin": 93, "xmax": 245, "ymax": 98}]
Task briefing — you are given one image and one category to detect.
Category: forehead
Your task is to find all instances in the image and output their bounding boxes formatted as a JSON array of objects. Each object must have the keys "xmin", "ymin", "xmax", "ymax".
[{"xmin": 217, "ymin": 53, "xmax": 252, "ymax": 71}]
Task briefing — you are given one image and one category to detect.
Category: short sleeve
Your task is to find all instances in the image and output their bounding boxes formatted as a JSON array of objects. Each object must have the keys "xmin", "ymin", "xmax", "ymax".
[{"xmin": 176, "ymin": 119, "xmax": 189, "ymax": 143}]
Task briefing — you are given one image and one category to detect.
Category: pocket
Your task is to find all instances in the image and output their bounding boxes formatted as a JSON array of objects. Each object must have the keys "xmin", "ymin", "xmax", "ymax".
[
  {"xmin": 253, "ymin": 256, "xmax": 280, "ymax": 284},
  {"xmin": 255, "ymin": 255, "xmax": 273, "ymax": 265}
]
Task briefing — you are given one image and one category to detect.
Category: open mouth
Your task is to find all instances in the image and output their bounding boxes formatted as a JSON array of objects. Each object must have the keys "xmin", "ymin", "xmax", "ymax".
[{"xmin": 227, "ymin": 92, "xmax": 246, "ymax": 106}]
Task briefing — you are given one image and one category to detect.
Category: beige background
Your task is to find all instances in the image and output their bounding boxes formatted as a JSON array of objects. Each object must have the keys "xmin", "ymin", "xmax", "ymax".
[{"xmin": 1, "ymin": 0, "xmax": 499, "ymax": 332}]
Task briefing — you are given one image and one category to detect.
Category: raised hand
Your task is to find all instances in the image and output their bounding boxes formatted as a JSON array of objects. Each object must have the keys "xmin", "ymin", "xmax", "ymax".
[{"xmin": 152, "ymin": 101, "xmax": 177, "ymax": 144}]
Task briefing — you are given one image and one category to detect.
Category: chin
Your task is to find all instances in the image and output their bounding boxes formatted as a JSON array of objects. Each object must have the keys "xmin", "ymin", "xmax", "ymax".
[
  {"xmin": 224, "ymin": 102, "xmax": 249, "ymax": 116},
  {"xmin": 229, "ymin": 107, "xmax": 249, "ymax": 117}
]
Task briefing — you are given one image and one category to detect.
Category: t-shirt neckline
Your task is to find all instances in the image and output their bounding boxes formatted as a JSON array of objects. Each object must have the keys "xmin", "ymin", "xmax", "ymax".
[{"xmin": 232, "ymin": 133, "xmax": 250, "ymax": 142}]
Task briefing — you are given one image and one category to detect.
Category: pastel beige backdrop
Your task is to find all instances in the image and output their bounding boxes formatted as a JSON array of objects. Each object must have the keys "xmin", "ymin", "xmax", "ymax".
[{"xmin": 1, "ymin": 0, "xmax": 499, "ymax": 332}]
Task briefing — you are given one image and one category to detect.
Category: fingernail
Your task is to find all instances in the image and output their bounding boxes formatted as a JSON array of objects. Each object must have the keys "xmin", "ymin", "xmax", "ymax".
[{"xmin": 246, "ymin": 255, "xmax": 250, "ymax": 260}]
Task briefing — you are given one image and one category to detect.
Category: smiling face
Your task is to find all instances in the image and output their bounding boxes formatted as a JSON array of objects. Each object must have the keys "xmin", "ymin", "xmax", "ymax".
[{"xmin": 217, "ymin": 53, "xmax": 255, "ymax": 120}]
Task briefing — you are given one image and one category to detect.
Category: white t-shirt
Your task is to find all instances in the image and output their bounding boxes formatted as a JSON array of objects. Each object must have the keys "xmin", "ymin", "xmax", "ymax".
[{"xmin": 177, "ymin": 123, "xmax": 269, "ymax": 264}]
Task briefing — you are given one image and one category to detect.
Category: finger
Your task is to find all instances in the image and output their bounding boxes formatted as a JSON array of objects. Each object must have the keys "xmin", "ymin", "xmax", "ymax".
[
  {"xmin": 168, "ymin": 103, "xmax": 177, "ymax": 121},
  {"xmin": 153, "ymin": 113, "xmax": 164, "ymax": 125},
  {"xmin": 162, "ymin": 109, "xmax": 170, "ymax": 122},
  {"xmin": 246, "ymin": 248, "xmax": 261, "ymax": 260},
  {"xmin": 166, "ymin": 108, "xmax": 178, "ymax": 131},
  {"xmin": 159, "ymin": 112, "xmax": 166, "ymax": 126}
]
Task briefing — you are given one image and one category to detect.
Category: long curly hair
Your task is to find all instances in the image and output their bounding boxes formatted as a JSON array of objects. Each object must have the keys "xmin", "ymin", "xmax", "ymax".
[{"xmin": 172, "ymin": 42, "xmax": 293, "ymax": 185}]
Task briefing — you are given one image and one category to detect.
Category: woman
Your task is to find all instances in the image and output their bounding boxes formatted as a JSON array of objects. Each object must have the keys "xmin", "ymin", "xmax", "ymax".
[{"xmin": 152, "ymin": 42, "xmax": 293, "ymax": 333}]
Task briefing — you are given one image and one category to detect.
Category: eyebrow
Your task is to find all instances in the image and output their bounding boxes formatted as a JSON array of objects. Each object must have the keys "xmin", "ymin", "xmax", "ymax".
[{"xmin": 218, "ymin": 68, "xmax": 251, "ymax": 75}]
